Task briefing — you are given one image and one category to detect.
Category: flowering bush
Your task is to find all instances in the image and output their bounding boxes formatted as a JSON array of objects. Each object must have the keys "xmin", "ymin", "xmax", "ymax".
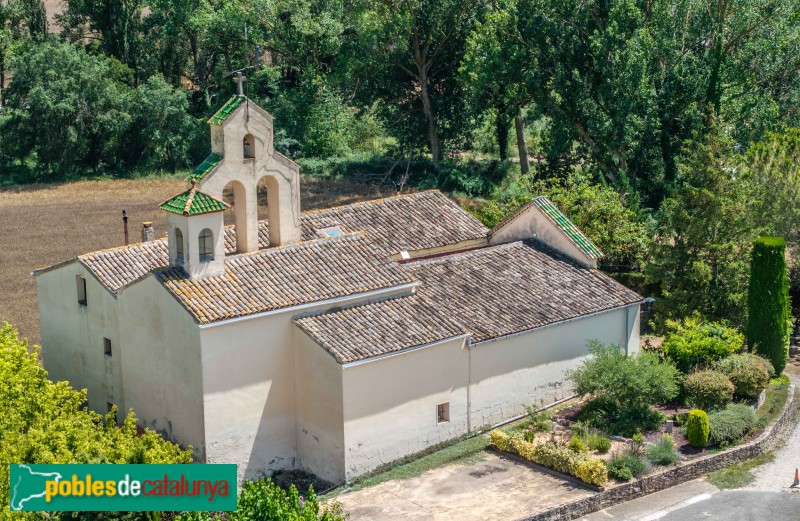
[
  {"xmin": 490, "ymin": 429, "xmax": 512, "ymax": 452},
  {"xmin": 573, "ymin": 459, "xmax": 609, "ymax": 486}
]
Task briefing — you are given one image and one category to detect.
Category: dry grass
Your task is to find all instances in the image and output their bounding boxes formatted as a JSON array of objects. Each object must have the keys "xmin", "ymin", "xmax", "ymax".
[{"xmin": 0, "ymin": 177, "xmax": 395, "ymax": 346}]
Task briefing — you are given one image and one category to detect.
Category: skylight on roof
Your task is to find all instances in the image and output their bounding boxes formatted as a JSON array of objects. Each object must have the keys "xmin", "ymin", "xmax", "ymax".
[{"xmin": 318, "ymin": 227, "xmax": 344, "ymax": 238}]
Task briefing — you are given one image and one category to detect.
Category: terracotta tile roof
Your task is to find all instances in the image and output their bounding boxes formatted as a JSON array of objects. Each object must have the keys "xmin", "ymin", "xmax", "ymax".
[
  {"xmin": 207, "ymin": 96, "xmax": 245, "ymax": 125},
  {"xmin": 295, "ymin": 296, "xmax": 467, "ymax": 364},
  {"xmin": 156, "ymin": 233, "xmax": 413, "ymax": 324},
  {"xmin": 62, "ymin": 191, "xmax": 487, "ymax": 295},
  {"xmin": 296, "ymin": 240, "xmax": 642, "ymax": 363},
  {"xmin": 186, "ymin": 154, "xmax": 222, "ymax": 182},
  {"xmin": 160, "ymin": 182, "xmax": 229, "ymax": 215},
  {"xmin": 79, "ymin": 241, "xmax": 169, "ymax": 293}
]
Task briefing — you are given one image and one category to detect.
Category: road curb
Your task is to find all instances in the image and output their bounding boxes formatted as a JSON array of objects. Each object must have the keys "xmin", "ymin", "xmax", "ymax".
[{"xmin": 518, "ymin": 383, "xmax": 798, "ymax": 521}]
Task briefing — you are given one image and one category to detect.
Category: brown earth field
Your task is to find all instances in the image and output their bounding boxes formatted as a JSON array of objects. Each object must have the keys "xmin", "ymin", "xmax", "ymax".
[{"xmin": 0, "ymin": 176, "xmax": 399, "ymax": 346}]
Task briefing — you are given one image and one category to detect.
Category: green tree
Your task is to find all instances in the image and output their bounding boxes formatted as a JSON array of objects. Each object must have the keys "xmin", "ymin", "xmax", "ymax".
[
  {"xmin": 512, "ymin": 0, "xmax": 800, "ymax": 206},
  {"xmin": 647, "ymin": 121, "xmax": 760, "ymax": 327},
  {"xmin": 354, "ymin": 0, "xmax": 484, "ymax": 168},
  {"xmin": 123, "ymin": 74, "xmax": 197, "ymax": 172},
  {"xmin": 0, "ymin": 323, "xmax": 192, "ymax": 513},
  {"xmin": 0, "ymin": 40, "xmax": 132, "ymax": 179},
  {"xmin": 568, "ymin": 341, "xmax": 681, "ymax": 435},
  {"xmin": 460, "ymin": 0, "xmax": 529, "ymax": 170},
  {"xmin": 58, "ymin": 0, "xmax": 145, "ymax": 81},
  {"xmin": 747, "ymin": 237, "xmax": 790, "ymax": 374},
  {"xmin": 473, "ymin": 170, "xmax": 649, "ymax": 271}
]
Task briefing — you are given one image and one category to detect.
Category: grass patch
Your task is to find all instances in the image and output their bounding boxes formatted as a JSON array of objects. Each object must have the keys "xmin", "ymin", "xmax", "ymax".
[
  {"xmin": 707, "ymin": 451, "xmax": 774, "ymax": 489},
  {"xmin": 756, "ymin": 378, "xmax": 791, "ymax": 429},
  {"xmin": 328, "ymin": 434, "xmax": 489, "ymax": 496}
]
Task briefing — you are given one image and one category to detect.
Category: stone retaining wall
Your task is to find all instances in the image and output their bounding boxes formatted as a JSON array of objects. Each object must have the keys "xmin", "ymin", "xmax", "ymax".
[{"xmin": 520, "ymin": 384, "xmax": 798, "ymax": 521}]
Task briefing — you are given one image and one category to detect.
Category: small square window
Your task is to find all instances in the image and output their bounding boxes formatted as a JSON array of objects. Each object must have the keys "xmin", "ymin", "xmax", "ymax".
[
  {"xmin": 104, "ymin": 338, "xmax": 112, "ymax": 357},
  {"xmin": 76, "ymin": 275, "xmax": 87, "ymax": 306},
  {"xmin": 437, "ymin": 402, "xmax": 450, "ymax": 424}
]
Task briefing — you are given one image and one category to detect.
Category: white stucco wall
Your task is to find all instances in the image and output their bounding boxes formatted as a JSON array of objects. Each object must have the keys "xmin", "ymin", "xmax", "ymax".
[
  {"xmin": 117, "ymin": 276, "xmax": 206, "ymax": 459},
  {"xmin": 469, "ymin": 306, "xmax": 639, "ymax": 428},
  {"xmin": 489, "ymin": 205, "xmax": 596, "ymax": 267},
  {"xmin": 293, "ymin": 329, "xmax": 345, "ymax": 483},
  {"xmin": 36, "ymin": 263, "xmax": 124, "ymax": 414},
  {"xmin": 199, "ymin": 313, "xmax": 298, "ymax": 481},
  {"xmin": 341, "ymin": 336, "xmax": 470, "ymax": 479}
]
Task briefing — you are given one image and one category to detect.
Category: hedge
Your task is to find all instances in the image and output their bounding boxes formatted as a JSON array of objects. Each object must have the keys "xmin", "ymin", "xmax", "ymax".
[
  {"xmin": 747, "ymin": 237, "xmax": 790, "ymax": 375},
  {"xmin": 490, "ymin": 430, "xmax": 608, "ymax": 486}
]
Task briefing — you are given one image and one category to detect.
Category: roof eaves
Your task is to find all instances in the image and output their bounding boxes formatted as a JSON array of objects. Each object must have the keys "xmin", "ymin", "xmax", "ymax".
[{"xmin": 207, "ymin": 96, "xmax": 245, "ymax": 125}]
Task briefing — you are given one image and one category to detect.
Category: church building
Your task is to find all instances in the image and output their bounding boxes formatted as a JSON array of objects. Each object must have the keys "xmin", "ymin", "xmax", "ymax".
[{"xmin": 34, "ymin": 95, "xmax": 643, "ymax": 483}]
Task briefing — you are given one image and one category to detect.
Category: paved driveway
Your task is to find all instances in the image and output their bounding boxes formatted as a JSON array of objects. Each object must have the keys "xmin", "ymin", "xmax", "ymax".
[{"xmin": 336, "ymin": 451, "xmax": 593, "ymax": 520}]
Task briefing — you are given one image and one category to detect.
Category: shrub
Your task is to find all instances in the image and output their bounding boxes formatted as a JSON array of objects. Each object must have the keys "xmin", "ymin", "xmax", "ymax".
[
  {"xmin": 525, "ymin": 406, "xmax": 553, "ymax": 432},
  {"xmin": 588, "ymin": 434, "xmax": 612, "ymax": 453},
  {"xmin": 569, "ymin": 341, "xmax": 680, "ymax": 436},
  {"xmin": 748, "ymin": 237, "xmax": 790, "ymax": 375},
  {"xmin": 569, "ymin": 435, "xmax": 588, "ymax": 453},
  {"xmin": 686, "ymin": 409, "xmax": 710, "ymax": 448},
  {"xmin": 662, "ymin": 318, "xmax": 744, "ymax": 373},
  {"xmin": 683, "ymin": 370, "xmax": 735, "ymax": 410},
  {"xmin": 608, "ymin": 453, "xmax": 650, "ymax": 481},
  {"xmin": 573, "ymin": 459, "xmax": 609, "ymax": 486},
  {"xmin": 674, "ymin": 412, "xmax": 689, "ymax": 426},
  {"xmin": 647, "ymin": 434, "xmax": 681, "ymax": 465},
  {"xmin": 490, "ymin": 429, "xmax": 511, "ymax": 452},
  {"xmin": 709, "ymin": 403, "xmax": 757, "ymax": 446},
  {"xmin": 533, "ymin": 441, "xmax": 582, "ymax": 475},
  {"xmin": 510, "ymin": 437, "xmax": 538, "ymax": 461},
  {"xmin": 715, "ymin": 354, "xmax": 771, "ymax": 400}
]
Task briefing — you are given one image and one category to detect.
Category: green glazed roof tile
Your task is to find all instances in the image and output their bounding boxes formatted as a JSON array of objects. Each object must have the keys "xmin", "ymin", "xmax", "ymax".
[
  {"xmin": 532, "ymin": 196, "xmax": 604, "ymax": 259},
  {"xmin": 208, "ymin": 96, "xmax": 245, "ymax": 125},
  {"xmin": 160, "ymin": 183, "xmax": 229, "ymax": 216},
  {"xmin": 186, "ymin": 153, "xmax": 222, "ymax": 182}
]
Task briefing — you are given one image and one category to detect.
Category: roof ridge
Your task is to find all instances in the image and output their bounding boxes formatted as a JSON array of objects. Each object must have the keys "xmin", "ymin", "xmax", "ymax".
[
  {"xmin": 224, "ymin": 230, "xmax": 368, "ymax": 264},
  {"xmin": 404, "ymin": 240, "xmax": 520, "ymax": 267},
  {"xmin": 300, "ymin": 189, "xmax": 443, "ymax": 217}
]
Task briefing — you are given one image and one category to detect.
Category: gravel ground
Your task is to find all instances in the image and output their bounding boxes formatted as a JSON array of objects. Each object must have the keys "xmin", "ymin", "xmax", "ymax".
[{"xmin": 748, "ymin": 372, "xmax": 800, "ymax": 492}]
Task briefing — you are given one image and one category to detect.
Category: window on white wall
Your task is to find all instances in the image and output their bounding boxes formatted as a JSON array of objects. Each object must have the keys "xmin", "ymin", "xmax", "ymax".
[
  {"xmin": 198, "ymin": 228, "xmax": 214, "ymax": 262},
  {"xmin": 175, "ymin": 228, "xmax": 184, "ymax": 261},
  {"xmin": 437, "ymin": 402, "xmax": 450, "ymax": 424},
  {"xmin": 76, "ymin": 275, "xmax": 87, "ymax": 306},
  {"xmin": 104, "ymin": 338, "xmax": 112, "ymax": 357}
]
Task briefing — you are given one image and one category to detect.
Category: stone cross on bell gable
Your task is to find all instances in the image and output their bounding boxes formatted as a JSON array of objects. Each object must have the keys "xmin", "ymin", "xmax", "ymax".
[{"xmin": 233, "ymin": 71, "xmax": 247, "ymax": 96}]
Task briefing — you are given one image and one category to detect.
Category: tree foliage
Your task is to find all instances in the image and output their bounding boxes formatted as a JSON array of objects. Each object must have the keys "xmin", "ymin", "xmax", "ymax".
[
  {"xmin": 747, "ymin": 236, "xmax": 791, "ymax": 375},
  {"xmin": 647, "ymin": 122, "xmax": 761, "ymax": 327},
  {"xmin": 0, "ymin": 324, "xmax": 192, "ymax": 513},
  {"xmin": 661, "ymin": 318, "xmax": 743, "ymax": 373}
]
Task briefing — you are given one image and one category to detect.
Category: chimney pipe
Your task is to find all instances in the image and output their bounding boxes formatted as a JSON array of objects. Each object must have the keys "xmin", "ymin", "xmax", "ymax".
[
  {"xmin": 141, "ymin": 222, "xmax": 155, "ymax": 242},
  {"xmin": 122, "ymin": 210, "xmax": 129, "ymax": 245}
]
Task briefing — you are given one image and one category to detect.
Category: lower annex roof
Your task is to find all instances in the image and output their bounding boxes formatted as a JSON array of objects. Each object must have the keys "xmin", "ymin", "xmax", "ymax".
[{"xmin": 295, "ymin": 240, "xmax": 643, "ymax": 364}]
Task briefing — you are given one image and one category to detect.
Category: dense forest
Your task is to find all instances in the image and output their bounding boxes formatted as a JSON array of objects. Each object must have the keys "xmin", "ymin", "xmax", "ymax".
[{"xmin": 1, "ymin": 0, "xmax": 800, "ymax": 329}]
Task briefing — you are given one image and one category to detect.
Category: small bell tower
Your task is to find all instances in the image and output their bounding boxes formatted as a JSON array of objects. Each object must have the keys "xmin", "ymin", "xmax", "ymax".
[
  {"xmin": 183, "ymin": 92, "xmax": 301, "ymax": 254},
  {"xmin": 160, "ymin": 181, "xmax": 229, "ymax": 279}
]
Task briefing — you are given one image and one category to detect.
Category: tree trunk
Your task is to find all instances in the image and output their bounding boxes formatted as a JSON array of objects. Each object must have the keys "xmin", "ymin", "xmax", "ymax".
[
  {"xmin": 515, "ymin": 110, "xmax": 530, "ymax": 175},
  {"xmin": 496, "ymin": 113, "xmax": 509, "ymax": 161},
  {"xmin": 420, "ymin": 74, "xmax": 441, "ymax": 170}
]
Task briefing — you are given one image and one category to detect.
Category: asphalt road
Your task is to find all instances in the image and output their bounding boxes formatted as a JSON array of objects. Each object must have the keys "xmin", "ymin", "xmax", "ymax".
[{"xmin": 659, "ymin": 490, "xmax": 800, "ymax": 520}]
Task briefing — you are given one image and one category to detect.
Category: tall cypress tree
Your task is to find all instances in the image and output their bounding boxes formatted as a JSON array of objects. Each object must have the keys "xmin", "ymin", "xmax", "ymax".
[{"xmin": 747, "ymin": 237, "xmax": 790, "ymax": 374}]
